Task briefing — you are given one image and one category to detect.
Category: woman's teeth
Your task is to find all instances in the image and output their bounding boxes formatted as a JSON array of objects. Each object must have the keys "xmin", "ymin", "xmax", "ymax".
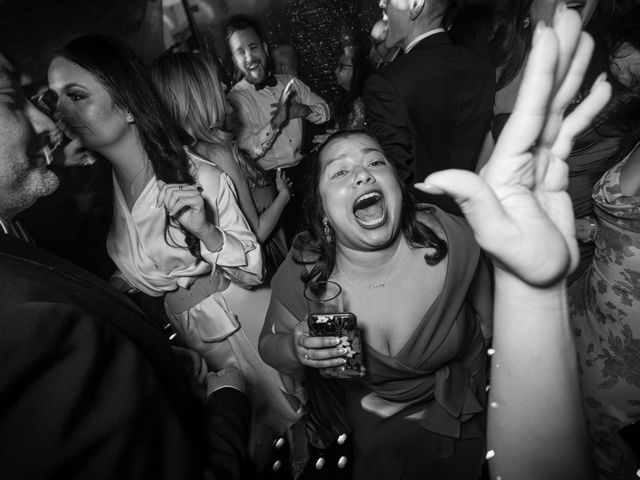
[
  {"xmin": 353, "ymin": 191, "xmax": 385, "ymax": 227},
  {"xmin": 358, "ymin": 215, "xmax": 385, "ymax": 227}
]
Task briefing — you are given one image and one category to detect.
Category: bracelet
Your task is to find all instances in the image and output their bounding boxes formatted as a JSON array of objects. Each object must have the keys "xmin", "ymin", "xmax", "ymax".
[{"xmin": 580, "ymin": 215, "xmax": 598, "ymax": 243}]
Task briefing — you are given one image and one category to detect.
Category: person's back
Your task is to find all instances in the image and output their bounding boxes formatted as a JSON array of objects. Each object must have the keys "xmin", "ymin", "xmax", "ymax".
[
  {"xmin": 0, "ymin": 234, "xmax": 208, "ymax": 479},
  {"xmin": 364, "ymin": 0, "xmax": 495, "ymax": 215},
  {"xmin": 366, "ymin": 36, "xmax": 494, "ymax": 210}
]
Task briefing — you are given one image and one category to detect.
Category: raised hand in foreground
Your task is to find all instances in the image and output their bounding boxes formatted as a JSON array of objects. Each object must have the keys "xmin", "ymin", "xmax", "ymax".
[{"xmin": 415, "ymin": 8, "xmax": 611, "ymax": 286}]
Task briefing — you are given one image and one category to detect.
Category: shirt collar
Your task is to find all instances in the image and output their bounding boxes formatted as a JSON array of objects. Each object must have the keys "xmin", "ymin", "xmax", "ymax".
[
  {"xmin": 254, "ymin": 73, "xmax": 278, "ymax": 91},
  {"xmin": 405, "ymin": 28, "xmax": 446, "ymax": 53}
]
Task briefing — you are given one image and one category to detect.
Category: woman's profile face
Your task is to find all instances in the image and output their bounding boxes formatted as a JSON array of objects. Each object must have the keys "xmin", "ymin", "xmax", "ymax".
[
  {"xmin": 48, "ymin": 56, "xmax": 129, "ymax": 152},
  {"xmin": 318, "ymin": 133, "xmax": 402, "ymax": 251},
  {"xmin": 335, "ymin": 53, "xmax": 354, "ymax": 92}
]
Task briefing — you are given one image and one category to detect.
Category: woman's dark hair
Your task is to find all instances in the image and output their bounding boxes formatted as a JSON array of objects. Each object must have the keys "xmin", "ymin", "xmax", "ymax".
[
  {"xmin": 335, "ymin": 46, "xmax": 370, "ymax": 129},
  {"xmin": 593, "ymin": 4, "xmax": 640, "ymax": 163},
  {"xmin": 293, "ymin": 130, "xmax": 448, "ymax": 285},
  {"xmin": 56, "ymin": 34, "xmax": 202, "ymax": 260},
  {"xmin": 345, "ymin": 46, "xmax": 369, "ymax": 100},
  {"xmin": 489, "ymin": 0, "xmax": 533, "ymax": 89}
]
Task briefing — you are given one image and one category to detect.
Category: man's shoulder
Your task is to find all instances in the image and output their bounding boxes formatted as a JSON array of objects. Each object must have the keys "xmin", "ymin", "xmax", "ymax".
[
  {"xmin": 388, "ymin": 33, "xmax": 493, "ymax": 76},
  {"xmin": 229, "ymin": 78, "xmax": 253, "ymax": 97}
]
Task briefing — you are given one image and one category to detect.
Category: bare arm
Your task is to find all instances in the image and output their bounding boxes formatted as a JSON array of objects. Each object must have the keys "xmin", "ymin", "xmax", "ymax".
[
  {"xmin": 416, "ymin": 9, "xmax": 610, "ymax": 479},
  {"xmin": 201, "ymin": 144, "xmax": 290, "ymax": 242},
  {"xmin": 620, "ymin": 143, "xmax": 640, "ymax": 196},
  {"xmin": 259, "ymin": 295, "xmax": 345, "ymax": 383}
]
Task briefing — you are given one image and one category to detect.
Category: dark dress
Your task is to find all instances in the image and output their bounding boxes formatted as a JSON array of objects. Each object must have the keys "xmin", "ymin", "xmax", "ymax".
[{"xmin": 270, "ymin": 207, "xmax": 488, "ymax": 479}]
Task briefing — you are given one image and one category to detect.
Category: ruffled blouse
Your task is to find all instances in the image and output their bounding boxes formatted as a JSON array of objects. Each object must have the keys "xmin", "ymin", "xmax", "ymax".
[{"xmin": 107, "ymin": 151, "xmax": 263, "ymax": 296}]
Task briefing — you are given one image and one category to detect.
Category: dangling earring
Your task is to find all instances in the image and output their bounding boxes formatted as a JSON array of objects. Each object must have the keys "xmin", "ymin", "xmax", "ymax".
[
  {"xmin": 522, "ymin": 13, "xmax": 531, "ymax": 29},
  {"xmin": 126, "ymin": 112, "xmax": 134, "ymax": 123},
  {"xmin": 322, "ymin": 217, "xmax": 333, "ymax": 243}
]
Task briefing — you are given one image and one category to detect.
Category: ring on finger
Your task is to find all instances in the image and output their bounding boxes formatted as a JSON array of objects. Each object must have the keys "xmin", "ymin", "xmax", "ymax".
[{"xmin": 304, "ymin": 348, "xmax": 309, "ymax": 360}]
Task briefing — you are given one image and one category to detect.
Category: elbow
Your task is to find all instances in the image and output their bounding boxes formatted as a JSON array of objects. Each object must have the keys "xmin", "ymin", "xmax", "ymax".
[
  {"xmin": 258, "ymin": 332, "xmax": 275, "ymax": 369},
  {"xmin": 256, "ymin": 227, "xmax": 269, "ymax": 244},
  {"xmin": 255, "ymin": 223, "xmax": 277, "ymax": 244}
]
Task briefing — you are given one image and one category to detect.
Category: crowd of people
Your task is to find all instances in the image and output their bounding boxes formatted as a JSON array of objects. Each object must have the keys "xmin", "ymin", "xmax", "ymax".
[{"xmin": 0, "ymin": 1, "xmax": 638, "ymax": 479}]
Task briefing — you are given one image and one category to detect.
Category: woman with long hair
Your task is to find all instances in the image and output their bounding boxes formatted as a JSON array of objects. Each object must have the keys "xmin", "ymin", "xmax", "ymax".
[
  {"xmin": 333, "ymin": 45, "xmax": 369, "ymax": 131},
  {"xmin": 47, "ymin": 35, "xmax": 298, "ymax": 467},
  {"xmin": 150, "ymin": 51, "xmax": 290, "ymax": 279},
  {"xmin": 259, "ymin": 9, "xmax": 611, "ymax": 479}
]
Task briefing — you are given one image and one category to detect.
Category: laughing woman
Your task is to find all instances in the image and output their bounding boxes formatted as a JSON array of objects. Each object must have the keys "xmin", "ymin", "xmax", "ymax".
[
  {"xmin": 259, "ymin": 8, "xmax": 610, "ymax": 480},
  {"xmin": 47, "ymin": 35, "xmax": 297, "ymax": 465}
]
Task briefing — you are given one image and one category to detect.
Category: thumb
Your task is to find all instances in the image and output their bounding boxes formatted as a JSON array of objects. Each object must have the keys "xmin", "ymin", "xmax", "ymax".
[{"xmin": 414, "ymin": 169, "xmax": 506, "ymax": 230}]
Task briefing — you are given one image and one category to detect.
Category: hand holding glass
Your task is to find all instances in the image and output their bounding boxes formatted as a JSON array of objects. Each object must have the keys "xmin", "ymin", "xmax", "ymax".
[{"xmin": 304, "ymin": 281, "xmax": 366, "ymax": 379}]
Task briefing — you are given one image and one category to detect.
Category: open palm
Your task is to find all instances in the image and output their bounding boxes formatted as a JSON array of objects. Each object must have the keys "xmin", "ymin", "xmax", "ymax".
[{"xmin": 415, "ymin": 9, "xmax": 611, "ymax": 286}]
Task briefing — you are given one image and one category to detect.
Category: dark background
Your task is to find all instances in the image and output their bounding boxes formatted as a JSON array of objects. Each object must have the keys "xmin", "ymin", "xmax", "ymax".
[{"xmin": 0, "ymin": 0, "xmax": 380, "ymax": 104}]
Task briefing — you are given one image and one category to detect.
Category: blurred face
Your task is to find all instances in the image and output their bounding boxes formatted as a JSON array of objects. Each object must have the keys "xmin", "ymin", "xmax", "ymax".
[
  {"xmin": 531, "ymin": 0, "xmax": 600, "ymax": 26},
  {"xmin": 318, "ymin": 133, "xmax": 403, "ymax": 251},
  {"xmin": 335, "ymin": 53, "xmax": 354, "ymax": 91},
  {"xmin": 48, "ymin": 56, "xmax": 130, "ymax": 153},
  {"xmin": 273, "ymin": 45, "xmax": 298, "ymax": 77},
  {"xmin": 0, "ymin": 54, "xmax": 59, "ymax": 220},
  {"xmin": 228, "ymin": 28, "xmax": 268, "ymax": 85},
  {"xmin": 379, "ymin": 0, "xmax": 413, "ymax": 49}
]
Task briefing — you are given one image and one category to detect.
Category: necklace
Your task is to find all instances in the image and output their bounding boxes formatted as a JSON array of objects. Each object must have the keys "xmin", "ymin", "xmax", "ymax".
[
  {"xmin": 128, "ymin": 163, "xmax": 151, "ymax": 196},
  {"xmin": 338, "ymin": 243, "xmax": 412, "ymax": 290}
]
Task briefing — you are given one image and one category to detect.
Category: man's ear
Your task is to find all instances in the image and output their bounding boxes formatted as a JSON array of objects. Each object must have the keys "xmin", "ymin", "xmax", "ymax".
[
  {"xmin": 409, "ymin": 0, "xmax": 425, "ymax": 20},
  {"xmin": 263, "ymin": 42, "xmax": 269, "ymax": 57}
]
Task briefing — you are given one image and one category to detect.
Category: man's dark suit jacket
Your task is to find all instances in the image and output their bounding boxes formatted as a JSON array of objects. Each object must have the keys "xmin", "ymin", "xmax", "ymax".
[
  {"xmin": 365, "ymin": 32, "xmax": 495, "ymax": 215},
  {"xmin": 0, "ymin": 234, "xmax": 250, "ymax": 480}
]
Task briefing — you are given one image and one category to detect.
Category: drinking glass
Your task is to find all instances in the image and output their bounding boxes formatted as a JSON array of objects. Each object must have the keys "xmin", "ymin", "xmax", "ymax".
[
  {"xmin": 304, "ymin": 280, "xmax": 343, "ymax": 314},
  {"xmin": 304, "ymin": 280, "xmax": 365, "ymax": 379}
]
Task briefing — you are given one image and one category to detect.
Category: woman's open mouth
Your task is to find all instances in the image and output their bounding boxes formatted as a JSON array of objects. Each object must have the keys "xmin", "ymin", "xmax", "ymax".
[{"xmin": 352, "ymin": 190, "xmax": 386, "ymax": 229}]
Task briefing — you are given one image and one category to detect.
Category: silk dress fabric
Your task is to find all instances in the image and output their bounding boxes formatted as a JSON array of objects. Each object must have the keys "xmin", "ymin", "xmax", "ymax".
[
  {"xmin": 106, "ymin": 151, "xmax": 300, "ymax": 467},
  {"xmin": 270, "ymin": 207, "xmax": 488, "ymax": 479},
  {"xmin": 569, "ymin": 147, "xmax": 640, "ymax": 480}
]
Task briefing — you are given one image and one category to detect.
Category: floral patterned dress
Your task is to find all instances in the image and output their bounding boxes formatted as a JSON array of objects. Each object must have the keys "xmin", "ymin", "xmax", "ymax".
[{"xmin": 569, "ymin": 147, "xmax": 640, "ymax": 480}]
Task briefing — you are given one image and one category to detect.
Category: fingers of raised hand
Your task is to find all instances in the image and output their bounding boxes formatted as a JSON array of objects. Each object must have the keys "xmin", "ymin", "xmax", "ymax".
[
  {"xmin": 491, "ymin": 24, "xmax": 559, "ymax": 162},
  {"xmin": 552, "ymin": 74, "xmax": 611, "ymax": 160},
  {"xmin": 550, "ymin": 7, "xmax": 583, "ymax": 94},
  {"xmin": 540, "ymin": 31, "xmax": 594, "ymax": 148},
  {"xmin": 415, "ymin": 169, "xmax": 507, "ymax": 246}
]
